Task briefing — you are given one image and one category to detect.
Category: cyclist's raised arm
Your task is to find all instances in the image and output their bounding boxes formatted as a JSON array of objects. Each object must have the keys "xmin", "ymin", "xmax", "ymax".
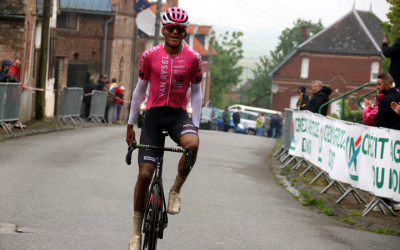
[
  {"xmin": 190, "ymin": 83, "xmax": 202, "ymax": 129},
  {"xmin": 126, "ymin": 78, "xmax": 148, "ymax": 145}
]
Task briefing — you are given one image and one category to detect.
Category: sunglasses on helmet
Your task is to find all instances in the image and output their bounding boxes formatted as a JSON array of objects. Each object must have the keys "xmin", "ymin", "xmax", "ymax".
[{"xmin": 164, "ymin": 24, "xmax": 186, "ymax": 34}]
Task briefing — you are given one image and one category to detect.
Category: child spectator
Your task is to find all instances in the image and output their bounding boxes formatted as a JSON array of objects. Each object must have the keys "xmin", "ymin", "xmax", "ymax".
[{"xmin": 362, "ymin": 92, "xmax": 384, "ymax": 126}]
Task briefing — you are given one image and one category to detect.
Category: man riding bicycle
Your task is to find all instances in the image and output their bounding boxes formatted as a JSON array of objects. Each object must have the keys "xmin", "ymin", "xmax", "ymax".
[{"xmin": 125, "ymin": 7, "xmax": 202, "ymax": 250}]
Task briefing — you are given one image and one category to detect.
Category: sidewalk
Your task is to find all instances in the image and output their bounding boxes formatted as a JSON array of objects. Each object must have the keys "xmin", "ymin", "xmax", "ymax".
[
  {"xmin": 0, "ymin": 119, "xmax": 99, "ymax": 141},
  {"xmin": 271, "ymin": 141, "xmax": 400, "ymax": 236}
]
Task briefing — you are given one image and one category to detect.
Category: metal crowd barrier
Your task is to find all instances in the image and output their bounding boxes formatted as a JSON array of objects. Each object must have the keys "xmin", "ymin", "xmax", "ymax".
[
  {"xmin": 273, "ymin": 108, "xmax": 295, "ymax": 165},
  {"xmin": 274, "ymin": 109, "xmax": 397, "ymax": 217},
  {"xmin": 87, "ymin": 90, "xmax": 107, "ymax": 124},
  {"xmin": 0, "ymin": 83, "xmax": 23, "ymax": 134},
  {"xmin": 54, "ymin": 87, "xmax": 84, "ymax": 125}
]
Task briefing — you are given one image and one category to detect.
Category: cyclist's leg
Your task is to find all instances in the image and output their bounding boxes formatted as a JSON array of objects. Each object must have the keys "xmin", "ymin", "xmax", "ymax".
[
  {"xmin": 167, "ymin": 133, "xmax": 199, "ymax": 214},
  {"xmin": 130, "ymin": 108, "xmax": 164, "ymax": 250},
  {"xmin": 130, "ymin": 163, "xmax": 156, "ymax": 250},
  {"xmin": 167, "ymin": 109, "xmax": 199, "ymax": 214},
  {"xmin": 129, "ymin": 211, "xmax": 144, "ymax": 250}
]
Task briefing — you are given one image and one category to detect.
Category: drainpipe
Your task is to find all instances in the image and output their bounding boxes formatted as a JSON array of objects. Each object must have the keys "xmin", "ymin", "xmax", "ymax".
[{"xmin": 102, "ymin": 16, "xmax": 114, "ymax": 76}]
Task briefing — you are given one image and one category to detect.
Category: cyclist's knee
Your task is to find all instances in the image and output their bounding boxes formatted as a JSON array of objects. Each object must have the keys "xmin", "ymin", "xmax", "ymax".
[
  {"xmin": 137, "ymin": 163, "xmax": 155, "ymax": 184},
  {"xmin": 180, "ymin": 134, "xmax": 199, "ymax": 153}
]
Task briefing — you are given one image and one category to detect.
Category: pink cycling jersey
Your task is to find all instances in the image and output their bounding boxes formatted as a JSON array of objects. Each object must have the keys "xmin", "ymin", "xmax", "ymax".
[{"xmin": 139, "ymin": 44, "xmax": 203, "ymax": 110}]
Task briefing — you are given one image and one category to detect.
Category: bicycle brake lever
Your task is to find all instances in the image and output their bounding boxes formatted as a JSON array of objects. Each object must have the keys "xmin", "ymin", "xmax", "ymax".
[{"xmin": 125, "ymin": 142, "xmax": 137, "ymax": 165}]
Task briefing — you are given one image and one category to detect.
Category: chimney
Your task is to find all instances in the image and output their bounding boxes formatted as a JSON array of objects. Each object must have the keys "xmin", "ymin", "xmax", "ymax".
[
  {"xmin": 167, "ymin": 0, "xmax": 179, "ymax": 7},
  {"xmin": 300, "ymin": 25, "xmax": 310, "ymax": 43}
]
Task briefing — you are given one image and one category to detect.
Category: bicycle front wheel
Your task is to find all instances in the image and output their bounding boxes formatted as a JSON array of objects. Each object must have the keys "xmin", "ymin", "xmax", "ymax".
[{"xmin": 143, "ymin": 184, "xmax": 160, "ymax": 250}]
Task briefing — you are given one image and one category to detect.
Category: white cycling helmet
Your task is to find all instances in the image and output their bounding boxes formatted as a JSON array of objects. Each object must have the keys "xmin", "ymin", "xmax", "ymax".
[{"xmin": 162, "ymin": 7, "xmax": 189, "ymax": 28}]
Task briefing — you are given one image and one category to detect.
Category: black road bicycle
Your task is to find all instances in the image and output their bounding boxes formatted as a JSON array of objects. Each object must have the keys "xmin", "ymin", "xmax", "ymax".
[{"xmin": 126, "ymin": 140, "xmax": 192, "ymax": 250}]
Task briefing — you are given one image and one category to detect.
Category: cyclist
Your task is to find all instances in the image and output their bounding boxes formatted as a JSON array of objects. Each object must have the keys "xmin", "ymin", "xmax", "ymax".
[{"xmin": 125, "ymin": 7, "xmax": 202, "ymax": 250}]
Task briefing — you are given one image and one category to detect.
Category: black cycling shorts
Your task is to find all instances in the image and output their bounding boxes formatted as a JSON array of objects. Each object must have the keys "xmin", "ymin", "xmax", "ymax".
[{"xmin": 138, "ymin": 106, "xmax": 198, "ymax": 165}]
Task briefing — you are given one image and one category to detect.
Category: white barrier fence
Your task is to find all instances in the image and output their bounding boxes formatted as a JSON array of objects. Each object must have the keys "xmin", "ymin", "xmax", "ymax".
[{"xmin": 277, "ymin": 109, "xmax": 399, "ymax": 216}]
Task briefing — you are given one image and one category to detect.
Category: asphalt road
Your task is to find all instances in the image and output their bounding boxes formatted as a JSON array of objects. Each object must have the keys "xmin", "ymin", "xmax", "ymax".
[{"xmin": 0, "ymin": 126, "xmax": 399, "ymax": 250}]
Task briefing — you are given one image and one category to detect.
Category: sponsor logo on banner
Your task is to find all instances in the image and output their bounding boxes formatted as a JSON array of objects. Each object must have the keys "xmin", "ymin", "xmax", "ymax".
[
  {"xmin": 318, "ymin": 127, "xmax": 324, "ymax": 163},
  {"xmin": 290, "ymin": 137, "xmax": 296, "ymax": 151},
  {"xmin": 346, "ymin": 135, "xmax": 362, "ymax": 181}
]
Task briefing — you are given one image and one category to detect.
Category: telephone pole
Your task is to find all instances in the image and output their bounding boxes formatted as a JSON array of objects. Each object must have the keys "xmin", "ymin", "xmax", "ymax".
[
  {"xmin": 204, "ymin": 35, "xmax": 214, "ymax": 106},
  {"xmin": 36, "ymin": 0, "xmax": 52, "ymax": 120}
]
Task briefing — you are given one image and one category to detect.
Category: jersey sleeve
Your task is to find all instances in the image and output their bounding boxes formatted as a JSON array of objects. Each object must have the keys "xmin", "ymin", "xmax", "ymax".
[
  {"xmin": 191, "ymin": 53, "xmax": 203, "ymax": 84},
  {"xmin": 138, "ymin": 51, "xmax": 151, "ymax": 81}
]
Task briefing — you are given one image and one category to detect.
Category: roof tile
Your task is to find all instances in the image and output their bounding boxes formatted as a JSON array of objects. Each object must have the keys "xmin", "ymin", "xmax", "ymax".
[{"xmin": 301, "ymin": 10, "xmax": 383, "ymax": 54}]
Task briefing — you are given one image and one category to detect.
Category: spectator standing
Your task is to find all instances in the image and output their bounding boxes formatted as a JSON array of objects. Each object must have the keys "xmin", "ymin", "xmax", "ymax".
[
  {"xmin": 296, "ymin": 86, "xmax": 309, "ymax": 110},
  {"xmin": 109, "ymin": 78, "xmax": 118, "ymax": 120},
  {"xmin": 362, "ymin": 90, "xmax": 385, "ymax": 126},
  {"xmin": 113, "ymin": 85, "xmax": 125, "ymax": 122},
  {"xmin": 96, "ymin": 75, "xmax": 108, "ymax": 91},
  {"xmin": 83, "ymin": 77, "xmax": 96, "ymax": 119},
  {"xmin": 264, "ymin": 115, "xmax": 271, "ymax": 137},
  {"xmin": 222, "ymin": 106, "xmax": 231, "ymax": 132},
  {"xmin": 374, "ymin": 73, "xmax": 400, "ymax": 129},
  {"xmin": 232, "ymin": 107, "xmax": 241, "ymax": 133},
  {"xmin": 382, "ymin": 27, "xmax": 400, "ymax": 88},
  {"xmin": 10, "ymin": 59, "xmax": 21, "ymax": 82},
  {"xmin": 369, "ymin": 73, "xmax": 400, "ymax": 211},
  {"xmin": 270, "ymin": 113, "xmax": 282, "ymax": 138},
  {"xmin": 305, "ymin": 80, "xmax": 332, "ymax": 116},
  {"xmin": 255, "ymin": 112, "xmax": 265, "ymax": 136},
  {"xmin": 103, "ymin": 81, "xmax": 114, "ymax": 123},
  {"xmin": 276, "ymin": 114, "xmax": 283, "ymax": 138},
  {"xmin": 0, "ymin": 59, "xmax": 13, "ymax": 82}
]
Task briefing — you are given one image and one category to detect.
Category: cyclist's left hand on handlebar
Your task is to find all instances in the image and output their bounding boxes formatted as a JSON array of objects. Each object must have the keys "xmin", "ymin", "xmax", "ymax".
[{"xmin": 126, "ymin": 124, "xmax": 136, "ymax": 146}]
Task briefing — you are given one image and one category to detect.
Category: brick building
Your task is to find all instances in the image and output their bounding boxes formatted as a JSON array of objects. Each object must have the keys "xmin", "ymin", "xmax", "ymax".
[
  {"xmin": 54, "ymin": 0, "xmax": 137, "ymax": 121},
  {"xmin": 0, "ymin": 0, "xmax": 55, "ymax": 121},
  {"xmin": 270, "ymin": 9, "xmax": 384, "ymax": 116}
]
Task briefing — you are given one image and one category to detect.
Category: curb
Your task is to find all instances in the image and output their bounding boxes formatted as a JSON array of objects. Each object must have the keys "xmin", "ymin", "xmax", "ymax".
[
  {"xmin": 270, "ymin": 152, "xmax": 400, "ymax": 236},
  {"xmin": 0, "ymin": 122, "xmax": 105, "ymax": 141}
]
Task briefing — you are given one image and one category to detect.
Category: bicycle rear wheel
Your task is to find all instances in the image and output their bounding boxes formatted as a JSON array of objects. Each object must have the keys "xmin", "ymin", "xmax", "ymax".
[{"xmin": 142, "ymin": 184, "xmax": 160, "ymax": 250}]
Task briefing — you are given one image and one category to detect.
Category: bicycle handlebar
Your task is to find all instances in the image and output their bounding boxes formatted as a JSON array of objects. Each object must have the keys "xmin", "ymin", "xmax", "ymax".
[{"xmin": 125, "ymin": 142, "xmax": 193, "ymax": 171}]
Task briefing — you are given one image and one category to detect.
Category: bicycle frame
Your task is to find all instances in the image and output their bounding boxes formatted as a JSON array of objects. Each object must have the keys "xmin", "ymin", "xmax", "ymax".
[
  {"xmin": 145, "ymin": 153, "xmax": 168, "ymax": 240},
  {"xmin": 126, "ymin": 142, "xmax": 192, "ymax": 250}
]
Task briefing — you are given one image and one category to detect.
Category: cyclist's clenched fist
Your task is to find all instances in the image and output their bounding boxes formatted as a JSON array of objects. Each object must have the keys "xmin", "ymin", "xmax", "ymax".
[{"xmin": 126, "ymin": 124, "xmax": 136, "ymax": 146}]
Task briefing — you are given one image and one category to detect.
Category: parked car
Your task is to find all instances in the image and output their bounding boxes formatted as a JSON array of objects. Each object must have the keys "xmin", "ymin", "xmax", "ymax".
[{"xmin": 200, "ymin": 107, "xmax": 214, "ymax": 129}]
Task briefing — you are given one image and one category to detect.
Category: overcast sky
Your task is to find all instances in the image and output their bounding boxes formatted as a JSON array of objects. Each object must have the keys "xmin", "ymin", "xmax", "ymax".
[{"xmin": 176, "ymin": 0, "xmax": 391, "ymax": 60}]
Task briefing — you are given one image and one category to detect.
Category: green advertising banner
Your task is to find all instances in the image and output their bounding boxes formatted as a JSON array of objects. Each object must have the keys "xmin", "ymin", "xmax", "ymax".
[{"xmin": 289, "ymin": 111, "xmax": 400, "ymax": 202}]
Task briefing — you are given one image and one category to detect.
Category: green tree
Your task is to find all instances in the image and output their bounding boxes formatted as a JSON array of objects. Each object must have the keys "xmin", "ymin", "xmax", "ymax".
[
  {"xmin": 380, "ymin": 0, "xmax": 400, "ymax": 72},
  {"xmin": 339, "ymin": 97, "xmax": 363, "ymax": 124},
  {"xmin": 244, "ymin": 55, "xmax": 274, "ymax": 107},
  {"xmin": 272, "ymin": 19, "xmax": 323, "ymax": 64},
  {"xmin": 210, "ymin": 31, "xmax": 243, "ymax": 108},
  {"xmin": 244, "ymin": 19, "xmax": 324, "ymax": 108}
]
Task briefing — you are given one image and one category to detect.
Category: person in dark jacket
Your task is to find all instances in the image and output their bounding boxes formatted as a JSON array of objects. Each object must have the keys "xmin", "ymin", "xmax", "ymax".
[
  {"xmin": 382, "ymin": 27, "xmax": 400, "ymax": 88},
  {"xmin": 270, "ymin": 113, "xmax": 282, "ymax": 138},
  {"xmin": 296, "ymin": 86, "xmax": 309, "ymax": 110},
  {"xmin": 83, "ymin": 77, "xmax": 96, "ymax": 119},
  {"xmin": 0, "ymin": 59, "xmax": 13, "ymax": 82},
  {"xmin": 232, "ymin": 106, "xmax": 241, "ymax": 133},
  {"xmin": 96, "ymin": 75, "xmax": 108, "ymax": 91},
  {"xmin": 305, "ymin": 80, "xmax": 332, "ymax": 116},
  {"xmin": 374, "ymin": 73, "xmax": 400, "ymax": 129}
]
